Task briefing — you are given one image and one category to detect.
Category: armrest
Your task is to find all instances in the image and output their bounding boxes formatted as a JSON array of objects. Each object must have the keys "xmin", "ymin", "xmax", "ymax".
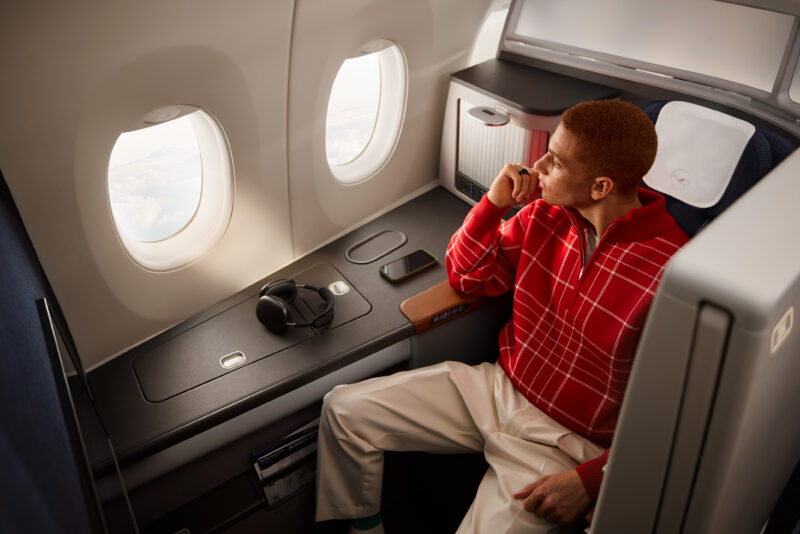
[{"xmin": 400, "ymin": 281, "xmax": 491, "ymax": 335}]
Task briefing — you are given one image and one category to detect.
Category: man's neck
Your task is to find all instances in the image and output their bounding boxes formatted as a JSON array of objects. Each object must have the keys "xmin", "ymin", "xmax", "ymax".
[{"xmin": 577, "ymin": 193, "xmax": 642, "ymax": 238}]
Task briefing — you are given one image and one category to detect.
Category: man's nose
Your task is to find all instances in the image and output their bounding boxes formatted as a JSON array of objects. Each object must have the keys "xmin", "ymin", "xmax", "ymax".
[{"xmin": 533, "ymin": 155, "xmax": 547, "ymax": 175}]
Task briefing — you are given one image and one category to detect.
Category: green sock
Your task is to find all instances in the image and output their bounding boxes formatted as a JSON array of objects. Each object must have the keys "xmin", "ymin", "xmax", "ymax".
[{"xmin": 351, "ymin": 512, "xmax": 382, "ymax": 530}]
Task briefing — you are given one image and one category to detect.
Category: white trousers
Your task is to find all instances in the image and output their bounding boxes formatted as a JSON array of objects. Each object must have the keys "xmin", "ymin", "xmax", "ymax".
[{"xmin": 315, "ymin": 361, "xmax": 605, "ymax": 533}]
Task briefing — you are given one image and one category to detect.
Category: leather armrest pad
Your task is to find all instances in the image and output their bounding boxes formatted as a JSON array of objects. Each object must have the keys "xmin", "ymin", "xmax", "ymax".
[{"xmin": 400, "ymin": 281, "xmax": 490, "ymax": 334}]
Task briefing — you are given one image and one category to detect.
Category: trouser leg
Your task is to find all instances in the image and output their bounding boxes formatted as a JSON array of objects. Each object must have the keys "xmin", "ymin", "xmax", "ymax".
[
  {"xmin": 315, "ymin": 361, "xmax": 497, "ymax": 521},
  {"xmin": 456, "ymin": 367, "xmax": 607, "ymax": 534},
  {"xmin": 457, "ymin": 434, "xmax": 589, "ymax": 534}
]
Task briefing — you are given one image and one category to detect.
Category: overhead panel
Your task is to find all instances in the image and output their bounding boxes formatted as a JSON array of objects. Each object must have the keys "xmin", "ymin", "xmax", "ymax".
[{"xmin": 506, "ymin": 0, "xmax": 794, "ymax": 93}]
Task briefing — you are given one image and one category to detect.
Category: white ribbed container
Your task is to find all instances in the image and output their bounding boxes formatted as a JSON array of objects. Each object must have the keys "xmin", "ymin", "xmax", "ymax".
[{"xmin": 457, "ymin": 99, "xmax": 531, "ymax": 188}]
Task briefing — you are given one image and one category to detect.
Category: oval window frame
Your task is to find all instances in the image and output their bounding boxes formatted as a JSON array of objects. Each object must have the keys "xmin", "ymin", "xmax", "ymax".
[
  {"xmin": 107, "ymin": 106, "xmax": 234, "ymax": 271},
  {"xmin": 326, "ymin": 41, "xmax": 408, "ymax": 184}
]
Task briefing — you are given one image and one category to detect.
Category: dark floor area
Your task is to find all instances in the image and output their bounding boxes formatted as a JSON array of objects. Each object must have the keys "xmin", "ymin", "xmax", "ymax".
[{"xmin": 118, "ymin": 449, "xmax": 487, "ymax": 534}]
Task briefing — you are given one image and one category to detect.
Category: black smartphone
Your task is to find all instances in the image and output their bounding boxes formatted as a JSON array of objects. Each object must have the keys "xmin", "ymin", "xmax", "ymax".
[{"xmin": 379, "ymin": 249, "xmax": 438, "ymax": 283}]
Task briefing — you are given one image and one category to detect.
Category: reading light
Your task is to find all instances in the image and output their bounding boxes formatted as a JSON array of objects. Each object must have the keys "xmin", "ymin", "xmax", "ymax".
[
  {"xmin": 468, "ymin": 106, "xmax": 510, "ymax": 126},
  {"xmin": 329, "ymin": 281, "xmax": 351, "ymax": 296}
]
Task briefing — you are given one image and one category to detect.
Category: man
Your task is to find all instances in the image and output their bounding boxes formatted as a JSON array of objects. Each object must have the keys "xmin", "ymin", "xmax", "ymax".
[{"xmin": 315, "ymin": 100, "xmax": 689, "ymax": 533}]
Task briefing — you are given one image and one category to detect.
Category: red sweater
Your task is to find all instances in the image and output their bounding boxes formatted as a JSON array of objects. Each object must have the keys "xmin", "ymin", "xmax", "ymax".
[{"xmin": 446, "ymin": 188, "xmax": 688, "ymax": 498}]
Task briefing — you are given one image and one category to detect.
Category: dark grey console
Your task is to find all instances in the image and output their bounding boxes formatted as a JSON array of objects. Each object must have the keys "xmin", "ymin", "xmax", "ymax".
[{"xmin": 87, "ymin": 187, "xmax": 472, "ymax": 467}]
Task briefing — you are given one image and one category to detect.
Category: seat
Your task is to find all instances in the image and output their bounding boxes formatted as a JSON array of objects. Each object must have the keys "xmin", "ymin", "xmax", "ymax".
[
  {"xmin": 593, "ymin": 101, "xmax": 800, "ymax": 533},
  {"xmin": 0, "ymin": 171, "xmax": 106, "ymax": 532}
]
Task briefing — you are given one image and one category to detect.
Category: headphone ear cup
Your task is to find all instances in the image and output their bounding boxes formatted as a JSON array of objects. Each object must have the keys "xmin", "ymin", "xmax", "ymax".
[{"xmin": 256, "ymin": 295, "xmax": 290, "ymax": 333}]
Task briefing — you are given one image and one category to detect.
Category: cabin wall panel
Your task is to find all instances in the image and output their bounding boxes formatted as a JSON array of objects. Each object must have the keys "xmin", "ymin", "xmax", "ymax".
[
  {"xmin": 287, "ymin": 0, "xmax": 493, "ymax": 256},
  {"xmin": 0, "ymin": 2, "xmax": 296, "ymax": 369}
]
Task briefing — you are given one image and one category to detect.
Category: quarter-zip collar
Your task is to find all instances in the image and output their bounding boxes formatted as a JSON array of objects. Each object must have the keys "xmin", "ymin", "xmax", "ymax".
[{"xmin": 562, "ymin": 187, "xmax": 675, "ymax": 245}]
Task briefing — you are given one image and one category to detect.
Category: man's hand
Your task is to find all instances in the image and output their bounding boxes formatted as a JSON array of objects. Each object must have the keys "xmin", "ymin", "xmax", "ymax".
[
  {"xmin": 487, "ymin": 163, "xmax": 539, "ymax": 209},
  {"xmin": 513, "ymin": 470, "xmax": 591, "ymax": 526}
]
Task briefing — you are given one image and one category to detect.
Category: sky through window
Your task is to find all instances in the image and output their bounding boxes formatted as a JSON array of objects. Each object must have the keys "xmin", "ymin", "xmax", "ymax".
[
  {"xmin": 326, "ymin": 53, "xmax": 381, "ymax": 166},
  {"xmin": 108, "ymin": 114, "xmax": 202, "ymax": 243}
]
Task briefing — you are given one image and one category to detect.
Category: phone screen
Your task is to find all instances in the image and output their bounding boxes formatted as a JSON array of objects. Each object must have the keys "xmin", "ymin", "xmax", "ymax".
[{"xmin": 379, "ymin": 249, "xmax": 437, "ymax": 282}]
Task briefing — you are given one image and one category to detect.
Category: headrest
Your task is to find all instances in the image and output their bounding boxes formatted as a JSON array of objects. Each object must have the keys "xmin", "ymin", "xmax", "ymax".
[
  {"xmin": 644, "ymin": 101, "xmax": 754, "ymax": 208},
  {"xmin": 641, "ymin": 100, "xmax": 795, "ymax": 237}
]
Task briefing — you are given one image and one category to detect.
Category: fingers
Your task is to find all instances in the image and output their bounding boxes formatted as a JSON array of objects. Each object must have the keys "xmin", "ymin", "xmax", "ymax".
[
  {"xmin": 515, "ymin": 472, "xmax": 589, "ymax": 526},
  {"xmin": 516, "ymin": 476, "xmax": 546, "ymax": 513},
  {"xmin": 487, "ymin": 164, "xmax": 538, "ymax": 208},
  {"xmin": 508, "ymin": 164, "xmax": 537, "ymax": 204},
  {"xmin": 512, "ymin": 479, "xmax": 540, "ymax": 499},
  {"xmin": 509, "ymin": 166, "xmax": 528, "ymax": 202}
]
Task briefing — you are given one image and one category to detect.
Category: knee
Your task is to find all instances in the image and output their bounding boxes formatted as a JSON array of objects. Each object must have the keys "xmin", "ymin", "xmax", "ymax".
[{"xmin": 321, "ymin": 383, "xmax": 361, "ymax": 425}]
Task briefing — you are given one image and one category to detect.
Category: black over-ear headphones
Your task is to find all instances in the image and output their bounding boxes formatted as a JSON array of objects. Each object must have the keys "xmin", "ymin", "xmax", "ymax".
[{"xmin": 256, "ymin": 278, "xmax": 335, "ymax": 334}]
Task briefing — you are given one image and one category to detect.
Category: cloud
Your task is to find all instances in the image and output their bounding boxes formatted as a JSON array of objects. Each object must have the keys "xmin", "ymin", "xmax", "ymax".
[
  {"xmin": 326, "ymin": 113, "xmax": 376, "ymax": 165},
  {"xmin": 108, "ymin": 147, "xmax": 201, "ymax": 242},
  {"xmin": 325, "ymin": 54, "xmax": 381, "ymax": 165},
  {"xmin": 111, "ymin": 195, "xmax": 162, "ymax": 231}
]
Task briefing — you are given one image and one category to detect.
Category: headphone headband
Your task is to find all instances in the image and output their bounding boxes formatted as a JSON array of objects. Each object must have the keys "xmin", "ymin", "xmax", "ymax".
[
  {"xmin": 256, "ymin": 279, "xmax": 335, "ymax": 333},
  {"xmin": 289, "ymin": 284, "xmax": 334, "ymax": 328}
]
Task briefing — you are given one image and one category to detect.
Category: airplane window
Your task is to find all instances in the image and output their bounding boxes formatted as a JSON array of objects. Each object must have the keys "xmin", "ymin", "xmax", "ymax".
[
  {"xmin": 107, "ymin": 107, "xmax": 233, "ymax": 271},
  {"xmin": 469, "ymin": 4, "xmax": 510, "ymax": 66},
  {"xmin": 326, "ymin": 54, "xmax": 380, "ymax": 167},
  {"xmin": 326, "ymin": 42, "xmax": 407, "ymax": 183},
  {"xmin": 109, "ymin": 113, "xmax": 202, "ymax": 242}
]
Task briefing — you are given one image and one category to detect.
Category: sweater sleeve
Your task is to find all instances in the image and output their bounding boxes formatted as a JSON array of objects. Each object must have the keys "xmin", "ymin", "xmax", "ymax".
[
  {"xmin": 446, "ymin": 195, "xmax": 532, "ymax": 296},
  {"xmin": 575, "ymin": 448, "xmax": 610, "ymax": 501}
]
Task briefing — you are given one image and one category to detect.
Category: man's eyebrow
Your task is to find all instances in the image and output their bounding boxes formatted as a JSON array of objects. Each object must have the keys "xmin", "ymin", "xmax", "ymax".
[{"xmin": 549, "ymin": 148, "xmax": 564, "ymax": 162}]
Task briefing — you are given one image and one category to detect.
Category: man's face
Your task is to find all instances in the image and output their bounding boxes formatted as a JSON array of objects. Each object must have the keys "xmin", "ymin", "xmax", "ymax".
[{"xmin": 532, "ymin": 124, "xmax": 595, "ymax": 209}]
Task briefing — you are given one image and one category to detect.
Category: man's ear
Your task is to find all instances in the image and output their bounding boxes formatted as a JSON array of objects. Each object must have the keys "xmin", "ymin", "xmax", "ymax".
[{"xmin": 591, "ymin": 176, "xmax": 613, "ymax": 200}]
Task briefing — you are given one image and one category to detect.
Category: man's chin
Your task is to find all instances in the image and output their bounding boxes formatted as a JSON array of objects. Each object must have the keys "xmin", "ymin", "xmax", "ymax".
[{"xmin": 540, "ymin": 192, "xmax": 556, "ymax": 205}]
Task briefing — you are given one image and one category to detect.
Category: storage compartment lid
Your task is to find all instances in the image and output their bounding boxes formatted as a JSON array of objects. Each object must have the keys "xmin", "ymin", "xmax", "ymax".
[
  {"xmin": 133, "ymin": 263, "xmax": 371, "ymax": 402},
  {"xmin": 451, "ymin": 59, "xmax": 619, "ymax": 115}
]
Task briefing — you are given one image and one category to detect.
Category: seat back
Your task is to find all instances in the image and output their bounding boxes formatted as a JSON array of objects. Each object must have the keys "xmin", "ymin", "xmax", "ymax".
[{"xmin": 0, "ymin": 171, "xmax": 105, "ymax": 532}]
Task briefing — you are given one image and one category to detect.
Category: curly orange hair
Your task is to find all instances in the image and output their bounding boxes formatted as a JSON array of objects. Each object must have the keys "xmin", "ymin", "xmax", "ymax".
[{"xmin": 560, "ymin": 100, "xmax": 657, "ymax": 193}]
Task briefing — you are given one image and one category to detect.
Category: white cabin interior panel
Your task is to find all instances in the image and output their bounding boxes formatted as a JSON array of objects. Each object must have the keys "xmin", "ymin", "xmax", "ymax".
[
  {"xmin": 0, "ymin": 1, "xmax": 296, "ymax": 369},
  {"xmin": 286, "ymin": 0, "xmax": 494, "ymax": 256}
]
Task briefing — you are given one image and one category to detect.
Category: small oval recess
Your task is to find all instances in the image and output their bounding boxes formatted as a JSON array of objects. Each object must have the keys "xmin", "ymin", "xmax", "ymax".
[
  {"xmin": 220, "ymin": 351, "xmax": 247, "ymax": 369},
  {"xmin": 345, "ymin": 230, "xmax": 408, "ymax": 264}
]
